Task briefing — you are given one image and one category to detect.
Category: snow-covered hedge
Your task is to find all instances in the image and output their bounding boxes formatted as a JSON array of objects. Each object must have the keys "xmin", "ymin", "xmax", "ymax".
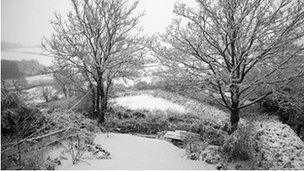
[
  {"xmin": 221, "ymin": 119, "xmax": 304, "ymax": 169},
  {"xmin": 253, "ymin": 120, "xmax": 304, "ymax": 169}
]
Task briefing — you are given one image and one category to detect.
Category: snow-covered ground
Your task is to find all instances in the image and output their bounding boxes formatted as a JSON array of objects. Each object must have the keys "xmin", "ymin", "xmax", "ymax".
[
  {"xmin": 25, "ymin": 74, "xmax": 55, "ymax": 87},
  {"xmin": 58, "ymin": 133, "xmax": 214, "ymax": 170},
  {"xmin": 113, "ymin": 76, "xmax": 160, "ymax": 87},
  {"xmin": 114, "ymin": 94, "xmax": 187, "ymax": 113}
]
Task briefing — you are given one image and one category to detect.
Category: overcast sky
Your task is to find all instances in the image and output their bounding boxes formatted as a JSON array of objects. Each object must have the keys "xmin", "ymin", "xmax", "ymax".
[{"xmin": 1, "ymin": 0, "xmax": 194, "ymax": 46}]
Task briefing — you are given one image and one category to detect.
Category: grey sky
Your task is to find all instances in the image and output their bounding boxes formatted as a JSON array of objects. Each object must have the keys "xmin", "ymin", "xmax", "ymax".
[{"xmin": 1, "ymin": 0, "xmax": 193, "ymax": 46}]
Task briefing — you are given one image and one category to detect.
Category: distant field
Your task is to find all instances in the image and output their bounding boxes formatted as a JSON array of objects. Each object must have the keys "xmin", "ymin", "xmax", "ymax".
[
  {"xmin": 1, "ymin": 47, "xmax": 53, "ymax": 66},
  {"xmin": 114, "ymin": 94, "xmax": 187, "ymax": 113},
  {"xmin": 20, "ymin": 62, "xmax": 163, "ymax": 89},
  {"xmin": 25, "ymin": 74, "xmax": 55, "ymax": 89}
]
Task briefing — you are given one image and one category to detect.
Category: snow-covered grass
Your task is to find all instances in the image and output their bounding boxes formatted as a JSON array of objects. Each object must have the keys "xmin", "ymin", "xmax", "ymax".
[
  {"xmin": 25, "ymin": 74, "xmax": 55, "ymax": 88},
  {"xmin": 116, "ymin": 90, "xmax": 230, "ymax": 126},
  {"xmin": 57, "ymin": 133, "xmax": 215, "ymax": 170},
  {"xmin": 113, "ymin": 94, "xmax": 187, "ymax": 113}
]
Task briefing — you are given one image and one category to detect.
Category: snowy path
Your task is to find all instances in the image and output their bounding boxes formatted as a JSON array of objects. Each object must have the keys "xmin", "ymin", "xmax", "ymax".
[{"xmin": 58, "ymin": 133, "xmax": 215, "ymax": 170}]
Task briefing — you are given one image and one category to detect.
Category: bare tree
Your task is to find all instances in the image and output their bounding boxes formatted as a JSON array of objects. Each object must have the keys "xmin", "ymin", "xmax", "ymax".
[
  {"xmin": 151, "ymin": 0, "xmax": 304, "ymax": 133},
  {"xmin": 42, "ymin": 0, "xmax": 145, "ymax": 123}
]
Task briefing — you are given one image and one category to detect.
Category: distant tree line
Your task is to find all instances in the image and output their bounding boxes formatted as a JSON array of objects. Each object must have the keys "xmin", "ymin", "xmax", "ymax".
[
  {"xmin": 1, "ymin": 59, "xmax": 50, "ymax": 78},
  {"xmin": 1, "ymin": 60, "xmax": 26, "ymax": 91},
  {"xmin": 1, "ymin": 59, "xmax": 50, "ymax": 91}
]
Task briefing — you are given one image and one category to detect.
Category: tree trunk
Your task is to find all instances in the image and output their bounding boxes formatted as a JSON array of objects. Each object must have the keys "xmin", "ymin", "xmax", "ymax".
[
  {"xmin": 229, "ymin": 104, "xmax": 240, "ymax": 134},
  {"xmin": 99, "ymin": 76, "xmax": 112, "ymax": 123},
  {"xmin": 91, "ymin": 84, "xmax": 98, "ymax": 119},
  {"xmin": 94, "ymin": 71, "xmax": 110, "ymax": 124},
  {"xmin": 229, "ymin": 82, "xmax": 240, "ymax": 134},
  {"xmin": 96, "ymin": 78, "xmax": 102, "ymax": 122},
  {"xmin": 98, "ymin": 81, "xmax": 106, "ymax": 124}
]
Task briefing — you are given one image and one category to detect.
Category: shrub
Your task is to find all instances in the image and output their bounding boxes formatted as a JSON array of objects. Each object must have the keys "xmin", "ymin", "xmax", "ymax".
[
  {"xmin": 257, "ymin": 78, "xmax": 304, "ymax": 140},
  {"xmin": 221, "ymin": 123, "xmax": 258, "ymax": 162},
  {"xmin": 167, "ymin": 112, "xmax": 200, "ymax": 124},
  {"xmin": 107, "ymin": 106, "xmax": 147, "ymax": 119},
  {"xmin": 105, "ymin": 106, "xmax": 199, "ymax": 134},
  {"xmin": 1, "ymin": 91, "xmax": 46, "ymax": 138},
  {"xmin": 260, "ymin": 96, "xmax": 304, "ymax": 140},
  {"xmin": 1, "ymin": 91, "xmax": 49, "ymax": 169},
  {"xmin": 1, "ymin": 145, "xmax": 45, "ymax": 170},
  {"xmin": 104, "ymin": 105, "xmax": 229, "ymax": 146},
  {"xmin": 104, "ymin": 115, "xmax": 170, "ymax": 135},
  {"xmin": 190, "ymin": 122, "xmax": 228, "ymax": 146},
  {"xmin": 132, "ymin": 81, "xmax": 151, "ymax": 90},
  {"xmin": 60, "ymin": 132, "xmax": 94, "ymax": 164},
  {"xmin": 20, "ymin": 148, "xmax": 45, "ymax": 170},
  {"xmin": 199, "ymin": 145, "xmax": 223, "ymax": 164},
  {"xmin": 186, "ymin": 141, "xmax": 209, "ymax": 160}
]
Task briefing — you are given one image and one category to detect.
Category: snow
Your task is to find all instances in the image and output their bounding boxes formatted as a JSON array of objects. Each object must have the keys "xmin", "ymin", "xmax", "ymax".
[
  {"xmin": 25, "ymin": 74, "xmax": 54, "ymax": 86},
  {"xmin": 113, "ymin": 76, "xmax": 160, "ymax": 87},
  {"xmin": 114, "ymin": 94, "xmax": 187, "ymax": 113},
  {"xmin": 58, "ymin": 133, "xmax": 214, "ymax": 170}
]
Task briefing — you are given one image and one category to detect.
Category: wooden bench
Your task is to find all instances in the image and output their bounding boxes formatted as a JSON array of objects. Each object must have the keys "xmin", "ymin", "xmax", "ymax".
[
  {"xmin": 164, "ymin": 130, "xmax": 201, "ymax": 142},
  {"xmin": 164, "ymin": 130, "xmax": 201, "ymax": 148}
]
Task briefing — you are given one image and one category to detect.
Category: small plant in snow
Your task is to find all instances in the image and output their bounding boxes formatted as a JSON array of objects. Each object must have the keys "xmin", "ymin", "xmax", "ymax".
[{"xmin": 61, "ymin": 132, "xmax": 93, "ymax": 164}]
